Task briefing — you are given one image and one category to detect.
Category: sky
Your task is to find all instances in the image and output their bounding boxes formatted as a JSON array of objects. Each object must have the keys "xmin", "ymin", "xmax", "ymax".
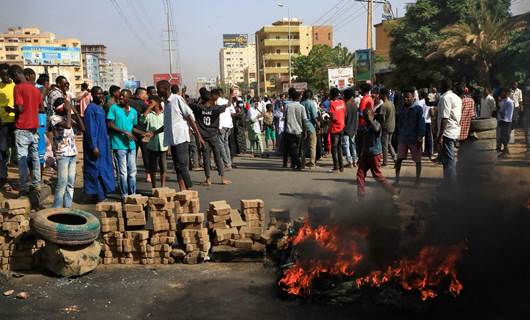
[{"xmin": 1, "ymin": 0, "xmax": 527, "ymax": 87}]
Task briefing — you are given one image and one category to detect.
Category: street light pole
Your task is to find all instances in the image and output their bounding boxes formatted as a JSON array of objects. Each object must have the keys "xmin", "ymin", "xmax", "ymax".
[{"xmin": 278, "ymin": 2, "xmax": 291, "ymax": 87}]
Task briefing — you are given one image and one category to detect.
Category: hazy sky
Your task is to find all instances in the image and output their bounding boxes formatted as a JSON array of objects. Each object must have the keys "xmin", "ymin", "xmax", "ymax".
[{"xmin": 1, "ymin": 0, "xmax": 527, "ymax": 87}]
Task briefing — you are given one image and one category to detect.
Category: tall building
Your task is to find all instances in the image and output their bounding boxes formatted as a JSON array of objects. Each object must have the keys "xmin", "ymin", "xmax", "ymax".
[
  {"xmin": 219, "ymin": 37, "xmax": 257, "ymax": 88},
  {"xmin": 255, "ymin": 19, "xmax": 333, "ymax": 94},
  {"xmin": 81, "ymin": 44, "xmax": 107, "ymax": 88},
  {"xmin": 0, "ymin": 27, "xmax": 85, "ymax": 90},
  {"xmin": 104, "ymin": 61, "xmax": 128, "ymax": 89}
]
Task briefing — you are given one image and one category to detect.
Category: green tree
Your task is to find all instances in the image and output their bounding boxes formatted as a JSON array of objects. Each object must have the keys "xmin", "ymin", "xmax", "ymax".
[
  {"xmin": 292, "ymin": 43, "xmax": 355, "ymax": 93},
  {"xmin": 388, "ymin": 0, "xmax": 512, "ymax": 87},
  {"xmin": 427, "ymin": 1, "xmax": 527, "ymax": 87}
]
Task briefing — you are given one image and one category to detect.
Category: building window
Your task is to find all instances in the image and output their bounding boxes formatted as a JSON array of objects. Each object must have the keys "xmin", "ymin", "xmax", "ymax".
[
  {"xmin": 276, "ymin": 63, "xmax": 281, "ymax": 67},
  {"xmin": 276, "ymin": 36, "xmax": 280, "ymax": 40},
  {"xmin": 328, "ymin": 33, "xmax": 331, "ymax": 40},
  {"xmin": 33, "ymin": 39, "xmax": 38, "ymax": 43},
  {"xmin": 276, "ymin": 49, "xmax": 281, "ymax": 54}
]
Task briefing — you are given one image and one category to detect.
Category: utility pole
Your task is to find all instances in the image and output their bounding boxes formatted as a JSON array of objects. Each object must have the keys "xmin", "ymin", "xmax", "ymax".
[{"xmin": 367, "ymin": 0, "xmax": 373, "ymax": 49}]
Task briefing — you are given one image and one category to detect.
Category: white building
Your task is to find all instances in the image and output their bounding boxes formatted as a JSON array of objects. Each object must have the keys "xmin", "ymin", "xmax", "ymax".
[
  {"xmin": 219, "ymin": 44, "xmax": 257, "ymax": 87},
  {"xmin": 104, "ymin": 61, "xmax": 128, "ymax": 89}
]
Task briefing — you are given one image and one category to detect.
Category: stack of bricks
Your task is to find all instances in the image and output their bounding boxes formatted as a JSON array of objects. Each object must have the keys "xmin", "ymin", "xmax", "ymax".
[
  {"xmin": 123, "ymin": 195, "xmax": 149, "ymax": 229},
  {"xmin": 96, "ymin": 201, "xmax": 125, "ymax": 265},
  {"xmin": 208, "ymin": 199, "xmax": 266, "ymax": 262},
  {"xmin": 148, "ymin": 188, "xmax": 177, "ymax": 265},
  {"xmin": 0, "ymin": 198, "xmax": 39, "ymax": 271},
  {"xmin": 175, "ymin": 190, "xmax": 210, "ymax": 264}
]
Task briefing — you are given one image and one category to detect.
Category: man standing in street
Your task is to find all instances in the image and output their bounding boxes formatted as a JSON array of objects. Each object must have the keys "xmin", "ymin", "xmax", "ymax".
[
  {"xmin": 510, "ymin": 82, "xmax": 523, "ymax": 128},
  {"xmin": 191, "ymin": 88, "xmax": 231, "ymax": 186},
  {"xmin": 283, "ymin": 87, "xmax": 307, "ymax": 171},
  {"xmin": 356, "ymin": 83, "xmax": 374, "ymax": 157},
  {"xmin": 0, "ymin": 64, "xmax": 15, "ymax": 186},
  {"xmin": 218, "ymin": 88, "xmax": 235, "ymax": 170},
  {"xmin": 301, "ymin": 89, "xmax": 319, "ymax": 168},
  {"xmin": 151, "ymin": 80, "xmax": 204, "ymax": 191},
  {"xmin": 458, "ymin": 86, "xmax": 476, "ymax": 143},
  {"xmin": 128, "ymin": 87, "xmax": 151, "ymax": 182},
  {"xmin": 8, "ymin": 65, "xmax": 41, "ymax": 195},
  {"xmin": 437, "ymin": 79, "xmax": 462, "ymax": 183},
  {"xmin": 328, "ymin": 87, "xmax": 346, "ymax": 173},
  {"xmin": 380, "ymin": 88, "xmax": 396, "ymax": 166},
  {"xmin": 497, "ymin": 87, "xmax": 515, "ymax": 157},
  {"xmin": 342, "ymin": 88, "xmax": 358, "ymax": 168},
  {"xmin": 395, "ymin": 90, "xmax": 425, "ymax": 187},
  {"xmin": 107, "ymin": 89, "xmax": 145, "ymax": 199},
  {"xmin": 524, "ymin": 80, "xmax": 530, "ymax": 156},
  {"xmin": 83, "ymin": 86, "xmax": 115, "ymax": 203}
]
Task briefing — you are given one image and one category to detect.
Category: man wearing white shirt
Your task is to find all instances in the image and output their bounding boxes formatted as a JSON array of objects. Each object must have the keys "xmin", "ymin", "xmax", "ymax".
[
  {"xmin": 419, "ymin": 89, "xmax": 433, "ymax": 159},
  {"xmin": 436, "ymin": 79, "xmax": 462, "ymax": 183},
  {"xmin": 480, "ymin": 88, "xmax": 496, "ymax": 118},
  {"xmin": 217, "ymin": 88, "xmax": 235, "ymax": 169},
  {"xmin": 510, "ymin": 82, "xmax": 523, "ymax": 127},
  {"xmin": 150, "ymin": 80, "xmax": 204, "ymax": 191}
]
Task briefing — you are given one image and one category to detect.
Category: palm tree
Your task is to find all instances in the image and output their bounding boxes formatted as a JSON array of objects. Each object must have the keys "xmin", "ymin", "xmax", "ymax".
[
  {"xmin": 332, "ymin": 43, "xmax": 355, "ymax": 68},
  {"xmin": 427, "ymin": 0, "xmax": 527, "ymax": 87}
]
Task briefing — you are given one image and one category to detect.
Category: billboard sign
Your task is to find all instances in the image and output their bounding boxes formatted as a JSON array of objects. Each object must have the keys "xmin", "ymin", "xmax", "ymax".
[
  {"xmin": 22, "ymin": 46, "xmax": 81, "ymax": 66},
  {"xmin": 223, "ymin": 34, "xmax": 248, "ymax": 48},
  {"xmin": 124, "ymin": 80, "xmax": 141, "ymax": 91},
  {"xmin": 355, "ymin": 49, "xmax": 374, "ymax": 83},
  {"xmin": 328, "ymin": 67, "xmax": 354, "ymax": 90},
  {"xmin": 153, "ymin": 73, "xmax": 182, "ymax": 86},
  {"xmin": 282, "ymin": 82, "xmax": 308, "ymax": 93}
]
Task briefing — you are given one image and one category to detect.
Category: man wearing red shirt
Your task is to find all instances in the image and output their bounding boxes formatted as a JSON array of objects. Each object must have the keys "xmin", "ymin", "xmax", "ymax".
[
  {"xmin": 356, "ymin": 83, "xmax": 374, "ymax": 157},
  {"xmin": 328, "ymin": 88, "xmax": 346, "ymax": 173},
  {"xmin": 8, "ymin": 65, "xmax": 41, "ymax": 194}
]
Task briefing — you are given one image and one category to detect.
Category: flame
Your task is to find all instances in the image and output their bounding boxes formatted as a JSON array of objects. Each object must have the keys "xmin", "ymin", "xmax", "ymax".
[
  {"xmin": 278, "ymin": 221, "xmax": 367, "ymax": 295},
  {"xmin": 279, "ymin": 220, "xmax": 466, "ymax": 301}
]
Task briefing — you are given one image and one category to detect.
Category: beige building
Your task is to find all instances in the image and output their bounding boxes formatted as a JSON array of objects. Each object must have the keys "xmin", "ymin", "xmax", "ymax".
[
  {"xmin": 81, "ymin": 44, "xmax": 107, "ymax": 88},
  {"xmin": 219, "ymin": 44, "xmax": 257, "ymax": 87},
  {"xmin": 255, "ymin": 19, "xmax": 333, "ymax": 94},
  {"xmin": 0, "ymin": 27, "xmax": 85, "ymax": 90},
  {"xmin": 104, "ymin": 61, "xmax": 128, "ymax": 89}
]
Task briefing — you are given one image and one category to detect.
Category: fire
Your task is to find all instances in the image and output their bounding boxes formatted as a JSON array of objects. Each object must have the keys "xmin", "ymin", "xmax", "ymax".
[
  {"xmin": 279, "ymin": 220, "xmax": 466, "ymax": 301},
  {"xmin": 278, "ymin": 221, "xmax": 367, "ymax": 295},
  {"xmin": 355, "ymin": 244, "xmax": 466, "ymax": 301}
]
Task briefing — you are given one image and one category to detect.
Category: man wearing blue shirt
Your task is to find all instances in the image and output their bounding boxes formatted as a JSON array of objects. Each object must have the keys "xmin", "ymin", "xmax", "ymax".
[
  {"xmin": 497, "ymin": 87, "xmax": 515, "ymax": 157},
  {"xmin": 107, "ymin": 89, "xmax": 147, "ymax": 199}
]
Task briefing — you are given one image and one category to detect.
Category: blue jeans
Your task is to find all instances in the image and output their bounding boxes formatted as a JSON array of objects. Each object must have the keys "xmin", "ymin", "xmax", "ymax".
[
  {"xmin": 342, "ymin": 134, "xmax": 357, "ymax": 164},
  {"xmin": 15, "ymin": 129, "xmax": 41, "ymax": 191},
  {"xmin": 113, "ymin": 149, "xmax": 137, "ymax": 199},
  {"xmin": 53, "ymin": 155, "xmax": 76, "ymax": 208},
  {"xmin": 440, "ymin": 137, "xmax": 457, "ymax": 182}
]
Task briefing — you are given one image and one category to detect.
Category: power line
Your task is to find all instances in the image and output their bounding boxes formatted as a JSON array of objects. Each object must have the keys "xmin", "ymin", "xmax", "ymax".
[
  {"xmin": 136, "ymin": 0, "xmax": 161, "ymax": 35},
  {"xmin": 109, "ymin": 0, "xmax": 152, "ymax": 52},
  {"xmin": 310, "ymin": 0, "xmax": 348, "ymax": 25},
  {"xmin": 129, "ymin": 0, "xmax": 159, "ymax": 37}
]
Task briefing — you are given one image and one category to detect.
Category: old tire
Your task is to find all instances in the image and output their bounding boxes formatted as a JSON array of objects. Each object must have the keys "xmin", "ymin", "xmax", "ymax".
[
  {"xmin": 30, "ymin": 208, "xmax": 100, "ymax": 246},
  {"xmin": 470, "ymin": 118, "xmax": 497, "ymax": 131},
  {"xmin": 467, "ymin": 139, "xmax": 497, "ymax": 151},
  {"xmin": 472, "ymin": 129, "xmax": 497, "ymax": 140}
]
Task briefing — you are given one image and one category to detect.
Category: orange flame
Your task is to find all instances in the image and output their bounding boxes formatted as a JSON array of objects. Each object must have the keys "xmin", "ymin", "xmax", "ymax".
[{"xmin": 279, "ymin": 220, "xmax": 466, "ymax": 301}]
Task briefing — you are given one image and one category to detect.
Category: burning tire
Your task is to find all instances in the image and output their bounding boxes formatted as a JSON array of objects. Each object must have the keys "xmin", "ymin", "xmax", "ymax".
[
  {"xmin": 30, "ymin": 208, "xmax": 101, "ymax": 246},
  {"xmin": 470, "ymin": 118, "xmax": 497, "ymax": 131}
]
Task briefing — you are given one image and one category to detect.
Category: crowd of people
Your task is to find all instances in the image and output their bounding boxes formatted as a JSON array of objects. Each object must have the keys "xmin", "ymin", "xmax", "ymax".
[{"xmin": 0, "ymin": 61, "xmax": 529, "ymax": 207}]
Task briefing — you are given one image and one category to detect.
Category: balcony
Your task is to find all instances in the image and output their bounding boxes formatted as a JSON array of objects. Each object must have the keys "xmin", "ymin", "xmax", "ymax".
[
  {"xmin": 263, "ymin": 26, "xmax": 299, "ymax": 33},
  {"xmin": 263, "ymin": 39, "xmax": 300, "ymax": 47},
  {"xmin": 263, "ymin": 53, "xmax": 299, "ymax": 61},
  {"xmin": 264, "ymin": 66, "xmax": 289, "ymax": 74}
]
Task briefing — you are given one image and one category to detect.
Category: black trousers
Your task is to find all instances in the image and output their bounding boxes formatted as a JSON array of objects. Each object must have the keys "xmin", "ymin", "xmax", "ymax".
[
  {"xmin": 202, "ymin": 136, "xmax": 224, "ymax": 178},
  {"xmin": 284, "ymin": 133, "xmax": 302, "ymax": 169},
  {"xmin": 331, "ymin": 132, "xmax": 344, "ymax": 170},
  {"xmin": 170, "ymin": 142, "xmax": 192, "ymax": 188}
]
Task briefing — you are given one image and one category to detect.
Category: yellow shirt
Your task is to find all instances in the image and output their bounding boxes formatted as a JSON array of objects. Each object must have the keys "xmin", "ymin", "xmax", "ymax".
[{"xmin": 0, "ymin": 82, "xmax": 15, "ymax": 123}]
